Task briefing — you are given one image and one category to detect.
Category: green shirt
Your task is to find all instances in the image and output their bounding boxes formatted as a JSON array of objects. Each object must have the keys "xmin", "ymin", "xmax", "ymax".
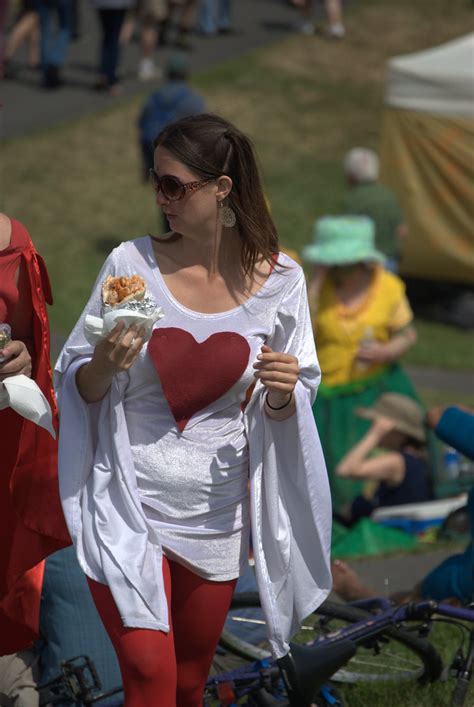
[{"xmin": 342, "ymin": 182, "xmax": 403, "ymax": 259}]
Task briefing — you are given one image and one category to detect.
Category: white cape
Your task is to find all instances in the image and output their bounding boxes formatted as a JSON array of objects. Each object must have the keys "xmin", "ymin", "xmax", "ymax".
[
  {"xmin": 55, "ymin": 243, "xmax": 332, "ymax": 657},
  {"xmin": 57, "ymin": 368, "xmax": 332, "ymax": 655}
]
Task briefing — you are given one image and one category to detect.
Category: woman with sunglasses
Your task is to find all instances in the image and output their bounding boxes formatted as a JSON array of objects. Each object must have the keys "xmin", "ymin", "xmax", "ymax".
[{"xmin": 55, "ymin": 113, "xmax": 332, "ymax": 707}]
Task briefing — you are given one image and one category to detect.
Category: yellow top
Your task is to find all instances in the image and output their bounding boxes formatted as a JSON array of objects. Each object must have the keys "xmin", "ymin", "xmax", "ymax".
[{"xmin": 313, "ymin": 266, "xmax": 413, "ymax": 387}]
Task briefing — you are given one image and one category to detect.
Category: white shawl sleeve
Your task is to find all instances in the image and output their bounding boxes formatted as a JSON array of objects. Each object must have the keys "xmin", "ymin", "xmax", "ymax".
[
  {"xmin": 54, "ymin": 244, "xmax": 169, "ymax": 631},
  {"xmin": 246, "ymin": 267, "xmax": 332, "ymax": 658}
]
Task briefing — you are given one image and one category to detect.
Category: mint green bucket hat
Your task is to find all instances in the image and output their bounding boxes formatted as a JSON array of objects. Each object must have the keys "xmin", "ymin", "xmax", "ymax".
[{"xmin": 301, "ymin": 216, "xmax": 385, "ymax": 265}]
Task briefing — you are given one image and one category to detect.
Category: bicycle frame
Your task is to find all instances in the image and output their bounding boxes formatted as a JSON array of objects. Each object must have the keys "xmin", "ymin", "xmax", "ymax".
[
  {"xmin": 37, "ymin": 598, "xmax": 473, "ymax": 706},
  {"xmin": 350, "ymin": 597, "xmax": 474, "ymax": 623},
  {"xmin": 313, "ymin": 598, "xmax": 474, "ymax": 649},
  {"xmin": 39, "ymin": 652, "xmax": 347, "ymax": 707},
  {"xmin": 224, "ymin": 593, "xmax": 472, "ymax": 698},
  {"xmin": 310, "ymin": 597, "xmax": 473, "ymax": 706}
]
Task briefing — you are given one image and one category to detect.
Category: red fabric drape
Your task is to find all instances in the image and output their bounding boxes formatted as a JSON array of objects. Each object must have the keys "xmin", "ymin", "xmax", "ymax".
[{"xmin": 0, "ymin": 219, "xmax": 70, "ymax": 654}]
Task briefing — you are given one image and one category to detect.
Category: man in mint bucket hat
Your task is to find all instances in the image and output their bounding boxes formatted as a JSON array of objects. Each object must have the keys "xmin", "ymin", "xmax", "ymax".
[
  {"xmin": 300, "ymin": 214, "xmax": 422, "ymax": 513},
  {"xmin": 301, "ymin": 216, "xmax": 385, "ymax": 266}
]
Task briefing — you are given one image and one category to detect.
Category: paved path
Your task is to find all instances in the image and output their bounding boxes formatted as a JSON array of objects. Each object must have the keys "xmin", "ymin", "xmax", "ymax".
[
  {"xmin": 1, "ymin": 0, "xmax": 306, "ymax": 139},
  {"xmin": 340, "ymin": 547, "xmax": 458, "ymax": 598},
  {"xmin": 405, "ymin": 366, "xmax": 474, "ymax": 397}
]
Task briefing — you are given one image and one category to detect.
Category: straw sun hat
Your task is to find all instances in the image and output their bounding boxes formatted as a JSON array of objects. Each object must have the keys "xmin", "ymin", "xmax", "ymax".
[
  {"xmin": 356, "ymin": 393, "xmax": 426, "ymax": 443},
  {"xmin": 301, "ymin": 216, "xmax": 385, "ymax": 266}
]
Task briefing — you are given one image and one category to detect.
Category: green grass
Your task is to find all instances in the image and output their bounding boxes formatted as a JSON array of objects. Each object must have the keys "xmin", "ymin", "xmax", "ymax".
[
  {"xmin": 2, "ymin": 0, "xmax": 473, "ymax": 384},
  {"xmin": 295, "ymin": 602, "xmax": 473, "ymax": 706},
  {"xmin": 403, "ymin": 321, "xmax": 474, "ymax": 372},
  {"xmin": 216, "ymin": 605, "xmax": 474, "ymax": 707},
  {"xmin": 418, "ymin": 389, "xmax": 474, "ymax": 410},
  {"xmin": 336, "ymin": 620, "xmax": 474, "ymax": 706}
]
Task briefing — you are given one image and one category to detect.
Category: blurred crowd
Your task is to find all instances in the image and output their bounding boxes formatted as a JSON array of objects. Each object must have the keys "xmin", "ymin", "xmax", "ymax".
[{"xmin": 0, "ymin": 0, "xmax": 346, "ymax": 92}]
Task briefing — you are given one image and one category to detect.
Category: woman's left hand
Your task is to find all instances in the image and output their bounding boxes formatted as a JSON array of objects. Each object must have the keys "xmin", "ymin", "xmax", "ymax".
[
  {"xmin": 0, "ymin": 340, "xmax": 32, "ymax": 380},
  {"xmin": 253, "ymin": 344, "xmax": 300, "ymax": 407}
]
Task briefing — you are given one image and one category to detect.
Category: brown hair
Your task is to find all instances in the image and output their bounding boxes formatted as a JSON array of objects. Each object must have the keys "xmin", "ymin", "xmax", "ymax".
[{"xmin": 153, "ymin": 113, "xmax": 279, "ymax": 276}]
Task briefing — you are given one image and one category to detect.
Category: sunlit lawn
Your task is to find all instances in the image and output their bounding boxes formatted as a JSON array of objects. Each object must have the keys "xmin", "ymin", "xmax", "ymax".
[{"xmin": 337, "ymin": 620, "xmax": 474, "ymax": 706}]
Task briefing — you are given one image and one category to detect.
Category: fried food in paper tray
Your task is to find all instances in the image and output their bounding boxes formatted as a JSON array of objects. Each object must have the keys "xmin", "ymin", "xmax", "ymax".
[{"xmin": 84, "ymin": 273, "xmax": 164, "ymax": 346}]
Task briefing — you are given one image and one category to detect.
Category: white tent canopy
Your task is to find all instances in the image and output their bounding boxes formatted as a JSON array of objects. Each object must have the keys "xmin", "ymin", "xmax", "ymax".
[{"xmin": 385, "ymin": 33, "xmax": 474, "ymax": 118}]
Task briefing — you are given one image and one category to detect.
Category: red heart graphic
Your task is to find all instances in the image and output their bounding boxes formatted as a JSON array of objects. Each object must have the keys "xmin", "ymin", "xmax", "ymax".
[{"xmin": 148, "ymin": 328, "xmax": 251, "ymax": 431}]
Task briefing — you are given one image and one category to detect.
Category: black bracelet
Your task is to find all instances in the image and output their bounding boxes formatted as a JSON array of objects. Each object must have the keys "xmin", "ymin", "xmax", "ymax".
[{"xmin": 265, "ymin": 391, "xmax": 293, "ymax": 411}]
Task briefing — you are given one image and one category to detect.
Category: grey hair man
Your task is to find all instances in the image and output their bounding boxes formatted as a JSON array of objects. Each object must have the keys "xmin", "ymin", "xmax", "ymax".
[
  {"xmin": 342, "ymin": 147, "xmax": 407, "ymax": 273},
  {"xmin": 344, "ymin": 148, "xmax": 379, "ymax": 184}
]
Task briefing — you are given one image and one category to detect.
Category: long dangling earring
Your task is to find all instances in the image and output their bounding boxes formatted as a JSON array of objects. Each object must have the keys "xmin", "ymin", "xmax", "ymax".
[{"xmin": 218, "ymin": 200, "xmax": 236, "ymax": 228}]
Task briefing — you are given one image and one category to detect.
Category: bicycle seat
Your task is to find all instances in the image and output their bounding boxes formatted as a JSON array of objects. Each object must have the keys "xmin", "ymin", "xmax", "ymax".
[{"xmin": 277, "ymin": 639, "xmax": 356, "ymax": 707}]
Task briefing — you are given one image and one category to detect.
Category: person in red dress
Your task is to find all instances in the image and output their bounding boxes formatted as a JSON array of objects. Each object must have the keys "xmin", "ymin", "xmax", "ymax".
[{"xmin": 0, "ymin": 212, "xmax": 70, "ymax": 656}]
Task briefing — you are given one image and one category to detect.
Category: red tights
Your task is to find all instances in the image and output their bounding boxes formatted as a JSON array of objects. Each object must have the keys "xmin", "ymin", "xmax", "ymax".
[{"xmin": 87, "ymin": 557, "xmax": 236, "ymax": 707}]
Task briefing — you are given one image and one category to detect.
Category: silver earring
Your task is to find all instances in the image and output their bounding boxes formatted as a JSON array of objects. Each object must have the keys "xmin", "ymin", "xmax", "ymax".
[{"xmin": 218, "ymin": 201, "xmax": 236, "ymax": 228}]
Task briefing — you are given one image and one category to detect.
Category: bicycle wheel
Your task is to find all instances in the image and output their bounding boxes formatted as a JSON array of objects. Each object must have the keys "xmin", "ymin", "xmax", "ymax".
[{"xmin": 222, "ymin": 593, "xmax": 443, "ymax": 685}]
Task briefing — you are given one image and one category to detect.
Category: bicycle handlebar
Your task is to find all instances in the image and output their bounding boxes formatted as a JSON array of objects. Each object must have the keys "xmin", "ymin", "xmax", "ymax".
[{"xmin": 392, "ymin": 600, "xmax": 474, "ymax": 624}]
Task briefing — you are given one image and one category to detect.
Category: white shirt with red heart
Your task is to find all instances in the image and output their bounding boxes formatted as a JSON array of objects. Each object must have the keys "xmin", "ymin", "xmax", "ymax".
[{"xmin": 54, "ymin": 237, "xmax": 332, "ymax": 657}]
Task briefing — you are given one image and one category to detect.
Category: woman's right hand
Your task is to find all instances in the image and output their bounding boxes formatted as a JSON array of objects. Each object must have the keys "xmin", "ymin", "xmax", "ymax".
[
  {"xmin": 91, "ymin": 321, "xmax": 146, "ymax": 375},
  {"xmin": 76, "ymin": 322, "xmax": 146, "ymax": 403}
]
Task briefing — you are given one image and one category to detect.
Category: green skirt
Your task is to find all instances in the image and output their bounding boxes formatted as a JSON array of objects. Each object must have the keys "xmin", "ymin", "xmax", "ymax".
[{"xmin": 312, "ymin": 364, "xmax": 423, "ymax": 512}]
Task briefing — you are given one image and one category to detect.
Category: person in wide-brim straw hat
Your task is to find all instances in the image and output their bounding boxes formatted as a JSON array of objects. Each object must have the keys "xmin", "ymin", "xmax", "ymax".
[
  {"xmin": 299, "ymin": 215, "xmax": 435, "ymax": 513},
  {"xmin": 334, "ymin": 392, "xmax": 433, "ymax": 525},
  {"xmin": 356, "ymin": 392, "xmax": 426, "ymax": 442}
]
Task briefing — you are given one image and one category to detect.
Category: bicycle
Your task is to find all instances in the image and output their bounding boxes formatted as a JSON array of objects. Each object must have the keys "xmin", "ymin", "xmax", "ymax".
[
  {"xmin": 223, "ymin": 593, "xmax": 473, "ymax": 705},
  {"xmin": 37, "ymin": 632, "xmax": 356, "ymax": 706},
  {"xmin": 36, "ymin": 594, "xmax": 473, "ymax": 706}
]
